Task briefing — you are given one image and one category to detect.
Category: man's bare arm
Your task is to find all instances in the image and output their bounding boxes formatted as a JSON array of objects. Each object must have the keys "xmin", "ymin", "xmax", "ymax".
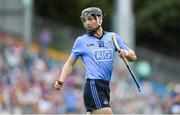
[
  {"xmin": 54, "ymin": 55, "xmax": 77, "ymax": 90},
  {"xmin": 118, "ymin": 49, "xmax": 137, "ymax": 62},
  {"xmin": 126, "ymin": 49, "xmax": 137, "ymax": 62}
]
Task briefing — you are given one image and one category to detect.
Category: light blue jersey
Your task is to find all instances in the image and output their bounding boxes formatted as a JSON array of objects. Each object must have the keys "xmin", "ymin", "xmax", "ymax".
[{"xmin": 70, "ymin": 32, "xmax": 129, "ymax": 81}]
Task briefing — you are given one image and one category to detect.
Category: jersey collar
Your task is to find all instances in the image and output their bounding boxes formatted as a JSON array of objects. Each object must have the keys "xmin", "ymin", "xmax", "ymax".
[{"xmin": 87, "ymin": 31, "xmax": 106, "ymax": 40}]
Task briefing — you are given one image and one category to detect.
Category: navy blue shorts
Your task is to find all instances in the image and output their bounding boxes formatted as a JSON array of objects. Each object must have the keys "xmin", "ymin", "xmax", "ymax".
[{"xmin": 83, "ymin": 79, "xmax": 110, "ymax": 112}]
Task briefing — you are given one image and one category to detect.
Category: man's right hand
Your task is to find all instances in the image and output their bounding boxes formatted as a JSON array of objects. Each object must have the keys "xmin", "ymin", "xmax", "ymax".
[{"xmin": 54, "ymin": 80, "xmax": 64, "ymax": 90}]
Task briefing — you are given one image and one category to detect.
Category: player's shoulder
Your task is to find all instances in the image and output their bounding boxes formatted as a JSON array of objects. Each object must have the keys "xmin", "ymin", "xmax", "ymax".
[
  {"xmin": 75, "ymin": 33, "xmax": 90, "ymax": 42},
  {"xmin": 104, "ymin": 31, "xmax": 118, "ymax": 36},
  {"xmin": 104, "ymin": 31, "xmax": 123, "ymax": 42},
  {"xmin": 73, "ymin": 33, "xmax": 88, "ymax": 44},
  {"xmin": 77, "ymin": 32, "xmax": 89, "ymax": 39},
  {"xmin": 103, "ymin": 31, "xmax": 120, "ymax": 38}
]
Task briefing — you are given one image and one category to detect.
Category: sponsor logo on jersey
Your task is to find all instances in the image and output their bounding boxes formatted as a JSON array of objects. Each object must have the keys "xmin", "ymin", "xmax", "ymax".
[
  {"xmin": 93, "ymin": 49, "xmax": 113, "ymax": 61},
  {"xmin": 87, "ymin": 43, "xmax": 95, "ymax": 47}
]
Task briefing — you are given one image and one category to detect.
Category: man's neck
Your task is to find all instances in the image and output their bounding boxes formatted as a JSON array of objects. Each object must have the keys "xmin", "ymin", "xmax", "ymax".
[{"xmin": 93, "ymin": 27, "xmax": 103, "ymax": 38}]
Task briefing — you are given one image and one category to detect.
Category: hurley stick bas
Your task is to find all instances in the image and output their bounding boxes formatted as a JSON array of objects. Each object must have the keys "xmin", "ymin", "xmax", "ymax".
[{"xmin": 112, "ymin": 34, "xmax": 141, "ymax": 92}]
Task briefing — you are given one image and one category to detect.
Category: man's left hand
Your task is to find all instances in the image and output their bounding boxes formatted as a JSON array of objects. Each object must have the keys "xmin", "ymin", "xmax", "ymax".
[{"xmin": 118, "ymin": 49, "xmax": 129, "ymax": 58}]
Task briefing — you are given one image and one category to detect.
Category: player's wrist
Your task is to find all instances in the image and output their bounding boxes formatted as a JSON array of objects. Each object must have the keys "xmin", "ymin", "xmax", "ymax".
[
  {"xmin": 56, "ymin": 80, "xmax": 64, "ymax": 86},
  {"xmin": 55, "ymin": 80, "xmax": 64, "ymax": 90}
]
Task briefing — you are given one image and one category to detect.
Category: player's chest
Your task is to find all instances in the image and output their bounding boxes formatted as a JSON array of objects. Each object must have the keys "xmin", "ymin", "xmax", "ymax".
[
  {"xmin": 82, "ymin": 39, "xmax": 114, "ymax": 60},
  {"xmin": 84, "ymin": 39, "xmax": 113, "ymax": 51}
]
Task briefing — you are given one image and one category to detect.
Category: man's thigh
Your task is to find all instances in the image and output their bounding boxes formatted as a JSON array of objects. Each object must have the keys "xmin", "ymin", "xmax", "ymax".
[{"xmin": 91, "ymin": 107, "xmax": 113, "ymax": 114}]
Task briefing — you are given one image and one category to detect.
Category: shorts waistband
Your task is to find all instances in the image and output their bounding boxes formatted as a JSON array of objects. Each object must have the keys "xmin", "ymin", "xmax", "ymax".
[{"xmin": 86, "ymin": 79, "xmax": 109, "ymax": 85}]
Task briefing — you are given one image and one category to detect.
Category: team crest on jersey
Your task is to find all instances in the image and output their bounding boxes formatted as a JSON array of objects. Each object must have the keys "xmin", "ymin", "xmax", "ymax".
[{"xmin": 93, "ymin": 49, "xmax": 113, "ymax": 61}]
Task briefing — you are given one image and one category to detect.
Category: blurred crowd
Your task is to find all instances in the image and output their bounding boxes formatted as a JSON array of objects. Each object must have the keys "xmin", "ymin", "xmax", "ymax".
[{"xmin": 0, "ymin": 32, "xmax": 180, "ymax": 114}]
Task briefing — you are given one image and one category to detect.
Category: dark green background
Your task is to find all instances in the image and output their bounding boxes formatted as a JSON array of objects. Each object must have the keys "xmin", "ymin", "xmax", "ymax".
[{"xmin": 34, "ymin": 0, "xmax": 180, "ymax": 58}]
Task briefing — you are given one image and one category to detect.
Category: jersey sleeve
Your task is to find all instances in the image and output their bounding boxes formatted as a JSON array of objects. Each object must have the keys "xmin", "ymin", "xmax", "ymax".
[
  {"xmin": 114, "ymin": 33, "xmax": 129, "ymax": 51},
  {"xmin": 70, "ymin": 37, "xmax": 82, "ymax": 59}
]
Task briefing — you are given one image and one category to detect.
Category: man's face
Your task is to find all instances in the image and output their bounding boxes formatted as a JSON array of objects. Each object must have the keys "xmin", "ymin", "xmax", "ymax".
[{"xmin": 81, "ymin": 16, "xmax": 101, "ymax": 32}]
